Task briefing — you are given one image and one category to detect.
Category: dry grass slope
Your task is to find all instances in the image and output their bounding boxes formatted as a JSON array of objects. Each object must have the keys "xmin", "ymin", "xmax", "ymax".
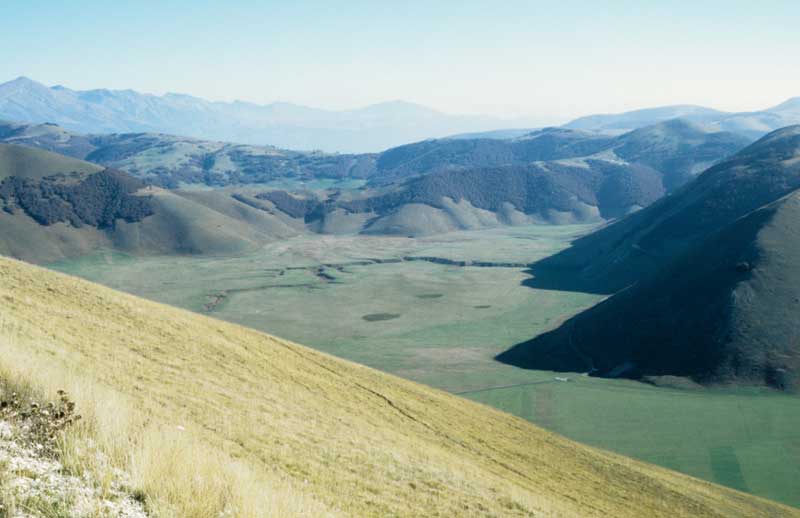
[
  {"xmin": 0, "ymin": 143, "xmax": 102, "ymax": 180},
  {"xmin": 0, "ymin": 256, "xmax": 795, "ymax": 517}
]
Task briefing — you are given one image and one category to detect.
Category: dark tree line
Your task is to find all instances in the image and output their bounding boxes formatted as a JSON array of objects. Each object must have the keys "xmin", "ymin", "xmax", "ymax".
[{"xmin": 0, "ymin": 169, "xmax": 153, "ymax": 228}]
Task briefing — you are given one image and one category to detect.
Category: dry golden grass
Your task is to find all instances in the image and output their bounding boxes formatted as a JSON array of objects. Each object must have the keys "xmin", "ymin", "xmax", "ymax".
[{"xmin": 0, "ymin": 255, "xmax": 796, "ymax": 517}]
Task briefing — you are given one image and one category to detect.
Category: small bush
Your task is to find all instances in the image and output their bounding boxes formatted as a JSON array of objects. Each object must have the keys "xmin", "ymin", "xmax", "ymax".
[{"xmin": 0, "ymin": 389, "xmax": 81, "ymax": 456}]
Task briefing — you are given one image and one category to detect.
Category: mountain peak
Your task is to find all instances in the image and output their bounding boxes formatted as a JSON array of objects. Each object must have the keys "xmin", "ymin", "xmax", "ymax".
[
  {"xmin": 0, "ymin": 77, "xmax": 57, "ymax": 102},
  {"xmin": 9, "ymin": 76, "xmax": 38, "ymax": 85},
  {"xmin": 0, "ymin": 76, "xmax": 48, "ymax": 91}
]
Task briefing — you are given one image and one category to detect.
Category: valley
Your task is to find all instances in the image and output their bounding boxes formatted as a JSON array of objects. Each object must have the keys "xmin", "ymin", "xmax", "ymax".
[
  {"xmin": 4, "ymin": 5, "xmax": 800, "ymax": 515},
  {"xmin": 3, "ymin": 104, "xmax": 799, "ymax": 513},
  {"xmin": 50, "ymin": 224, "xmax": 800, "ymax": 508}
]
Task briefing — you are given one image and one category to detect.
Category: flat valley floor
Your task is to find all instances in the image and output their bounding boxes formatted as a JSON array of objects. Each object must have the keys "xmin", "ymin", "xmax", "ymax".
[{"xmin": 52, "ymin": 224, "xmax": 800, "ymax": 508}]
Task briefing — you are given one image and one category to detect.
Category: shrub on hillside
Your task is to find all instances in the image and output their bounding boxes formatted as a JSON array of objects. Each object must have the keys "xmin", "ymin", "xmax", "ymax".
[{"xmin": 0, "ymin": 389, "xmax": 80, "ymax": 455}]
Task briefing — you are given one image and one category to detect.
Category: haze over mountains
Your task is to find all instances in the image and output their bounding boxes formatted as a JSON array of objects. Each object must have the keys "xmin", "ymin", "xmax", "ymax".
[
  {"xmin": 4, "ymin": 77, "xmax": 798, "ymax": 155},
  {"xmin": 500, "ymin": 126, "xmax": 800, "ymax": 390},
  {"xmin": 564, "ymin": 99, "xmax": 800, "ymax": 139},
  {"xmin": 0, "ymin": 77, "xmax": 537, "ymax": 153}
]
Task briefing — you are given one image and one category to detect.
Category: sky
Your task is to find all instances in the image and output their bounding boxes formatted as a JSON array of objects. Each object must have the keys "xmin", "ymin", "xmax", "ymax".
[{"xmin": 2, "ymin": 0, "xmax": 799, "ymax": 123}]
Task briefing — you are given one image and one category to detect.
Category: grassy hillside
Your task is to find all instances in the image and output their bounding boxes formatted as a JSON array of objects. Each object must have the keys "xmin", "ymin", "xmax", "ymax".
[
  {"xmin": 0, "ymin": 256, "xmax": 794, "ymax": 517},
  {"xmin": 0, "ymin": 144, "xmax": 304, "ymax": 263},
  {"xmin": 49, "ymin": 227, "xmax": 800, "ymax": 507},
  {"xmin": 0, "ymin": 142, "xmax": 101, "ymax": 180},
  {"xmin": 110, "ymin": 188, "xmax": 300, "ymax": 257},
  {"xmin": 257, "ymin": 159, "xmax": 666, "ymax": 235},
  {"xmin": 1, "ymin": 119, "xmax": 748, "ymax": 199}
]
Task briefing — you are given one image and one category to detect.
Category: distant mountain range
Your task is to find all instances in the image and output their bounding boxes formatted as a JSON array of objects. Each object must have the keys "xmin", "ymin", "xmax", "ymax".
[
  {"xmin": 0, "ymin": 77, "xmax": 539, "ymax": 153},
  {"xmin": 500, "ymin": 126, "xmax": 800, "ymax": 390},
  {"xmin": 564, "ymin": 100, "xmax": 800, "ymax": 139},
  {"xmin": 450, "ymin": 100, "xmax": 800, "ymax": 142},
  {"xmin": 2, "ymin": 77, "xmax": 798, "ymax": 153}
]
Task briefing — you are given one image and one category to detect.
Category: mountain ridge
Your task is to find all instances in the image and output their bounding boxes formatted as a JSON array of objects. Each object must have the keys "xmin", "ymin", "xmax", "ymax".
[
  {"xmin": 564, "ymin": 100, "xmax": 800, "ymax": 139},
  {"xmin": 0, "ymin": 118, "xmax": 753, "ymax": 239},
  {"xmin": 0, "ymin": 77, "xmax": 534, "ymax": 152}
]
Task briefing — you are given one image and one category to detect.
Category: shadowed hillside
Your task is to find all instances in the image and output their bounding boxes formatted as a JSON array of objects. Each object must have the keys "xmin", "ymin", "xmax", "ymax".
[
  {"xmin": 527, "ymin": 125, "xmax": 800, "ymax": 294},
  {"xmin": 0, "ymin": 256, "xmax": 795, "ymax": 517},
  {"xmin": 499, "ymin": 126, "xmax": 800, "ymax": 390}
]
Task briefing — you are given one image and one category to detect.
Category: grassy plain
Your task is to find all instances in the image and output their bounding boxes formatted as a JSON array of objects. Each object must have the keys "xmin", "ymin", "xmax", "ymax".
[{"xmin": 51, "ymin": 224, "xmax": 800, "ymax": 508}]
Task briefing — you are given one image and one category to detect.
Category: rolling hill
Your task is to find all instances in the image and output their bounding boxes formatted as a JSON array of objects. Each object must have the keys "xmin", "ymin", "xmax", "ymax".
[
  {"xmin": 0, "ymin": 119, "xmax": 377, "ymax": 188},
  {"xmin": 0, "ymin": 77, "xmax": 534, "ymax": 153},
  {"xmin": 369, "ymin": 120, "xmax": 750, "ymax": 189},
  {"xmin": 2, "ymin": 118, "xmax": 746, "ymax": 193},
  {"xmin": 0, "ymin": 119, "xmax": 751, "ymax": 238},
  {"xmin": 241, "ymin": 120, "xmax": 749, "ymax": 235},
  {"xmin": 565, "ymin": 105, "xmax": 728, "ymax": 134},
  {"xmin": 499, "ymin": 126, "xmax": 800, "ymax": 390},
  {"xmin": 0, "ymin": 138, "xmax": 102, "ymax": 178},
  {"xmin": 0, "ymin": 255, "xmax": 795, "ymax": 517},
  {"xmin": 0, "ymin": 143, "xmax": 301, "ymax": 263},
  {"xmin": 289, "ymin": 160, "xmax": 665, "ymax": 235}
]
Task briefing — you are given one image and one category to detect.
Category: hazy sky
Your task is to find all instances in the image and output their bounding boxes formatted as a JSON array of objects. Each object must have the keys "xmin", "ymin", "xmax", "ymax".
[{"xmin": 2, "ymin": 0, "xmax": 799, "ymax": 123}]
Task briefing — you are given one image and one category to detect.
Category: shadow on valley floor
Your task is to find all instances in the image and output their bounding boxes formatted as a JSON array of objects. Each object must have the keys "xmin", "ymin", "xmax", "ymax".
[
  {"xmin": 494, "ymin": 316, "xmax": 598, "ymax": 375},
  {"xmin": 519, "ymin": 263, "xmax": 611, "ymax": 295},
  {"xmin": 498, "ymin": 262, "xmax": 608, "ymax": 376}
]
